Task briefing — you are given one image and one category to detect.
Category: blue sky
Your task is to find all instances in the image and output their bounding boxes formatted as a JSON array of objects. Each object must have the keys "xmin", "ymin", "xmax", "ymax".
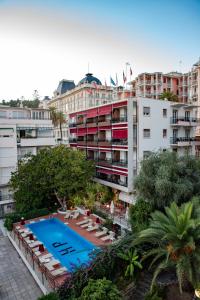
[{"xmin": 0, "ymin": 0, "xmax": 199, "ymax": 100}]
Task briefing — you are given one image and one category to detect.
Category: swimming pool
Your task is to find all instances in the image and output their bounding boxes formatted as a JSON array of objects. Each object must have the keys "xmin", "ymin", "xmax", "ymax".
[{"xmin": 27, "ymin": 218, "xmax": 97, "ymax": 271}]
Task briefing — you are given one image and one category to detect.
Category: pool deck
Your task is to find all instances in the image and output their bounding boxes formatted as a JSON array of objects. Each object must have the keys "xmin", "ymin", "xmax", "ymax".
[{"xmin": 11, "ymin": 211, "xmax": 113, "ymax": 292}]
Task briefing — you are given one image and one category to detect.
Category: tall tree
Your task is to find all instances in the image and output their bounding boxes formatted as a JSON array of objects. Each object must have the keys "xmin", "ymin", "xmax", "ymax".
[
  {"xmin": 134, "ymin": 151, "xmax": 200, "ymax": 208},
  {"xmin": 159, "ymin": 91, "xmax": 178, "ymax": 102},
  {"xmin": 134, "ymin": 201, "xmax": 200, "ymax": 293},
  {"xmin": 10, "ymin": 146, "xmax": 95, "ymax": 212},
  {"xmin": 49, "ymin": 107, "xmax": 65, "ymax": 142}
]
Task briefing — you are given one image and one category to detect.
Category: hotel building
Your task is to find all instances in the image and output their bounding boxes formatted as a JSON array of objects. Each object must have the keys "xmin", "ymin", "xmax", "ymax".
[
  {"xmin": 68, "ymin": 97, "xmax": 198, "ymax": 228},
  {"xmin": 0, "ymin": 106, "xmax": 55, "ymax": 217}
]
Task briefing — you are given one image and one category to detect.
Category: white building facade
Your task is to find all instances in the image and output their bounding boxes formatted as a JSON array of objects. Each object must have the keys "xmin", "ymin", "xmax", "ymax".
[{"xmin": 0, "ymin": 106, "xmax": 55, "ymax": 217}]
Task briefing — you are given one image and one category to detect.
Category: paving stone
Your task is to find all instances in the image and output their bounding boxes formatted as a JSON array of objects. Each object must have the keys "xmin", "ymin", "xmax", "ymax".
[{"xmin": 0, "ymin": 236, "xmax": 42, "ymax": 300}]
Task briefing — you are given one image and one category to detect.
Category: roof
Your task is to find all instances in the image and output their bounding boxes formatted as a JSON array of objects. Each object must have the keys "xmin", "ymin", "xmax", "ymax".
[
  {"xmin": 56, "ymin": 80, "xmax": 75, "ymax": 95},
  {"xmin": 78, "ymin": 73, "xmax": 102, "ymax": 86}
]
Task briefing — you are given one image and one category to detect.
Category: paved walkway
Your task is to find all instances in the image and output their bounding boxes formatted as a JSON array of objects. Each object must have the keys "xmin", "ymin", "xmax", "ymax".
[{"xmin": 0, "ymin": 228, "xmax": 42, "ymax": 300}]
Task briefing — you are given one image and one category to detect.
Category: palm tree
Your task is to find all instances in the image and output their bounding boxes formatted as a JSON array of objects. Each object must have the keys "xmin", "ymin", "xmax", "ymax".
[
  {"xmin": 159, "ymin": 91, "xmax": 178, "ymax": 102},
  {"xmin": 118, "ymin": 248, "xmax": 142, "ymax": 278},
  {"xmin": 49, "ymin": 107, "xmax": 66, "ymax": 142},
  {"xmin": 134, "ymin": 201, "xmax": 200, "ymax": 293}
]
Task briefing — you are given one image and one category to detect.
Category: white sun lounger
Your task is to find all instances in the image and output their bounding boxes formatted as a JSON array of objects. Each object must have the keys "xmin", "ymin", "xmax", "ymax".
[
  {"xmin": 72, "ymin": 211, "xmax": 80, "ymax": 219},
  {"xmin": 64, "ymin": 211, "xmax": 71, "ymax": 219},
  {"xmin": 24, "ymin": 238, "xmax": 35, "ymax": 244},
  {"xmin": 95, "ymin": 227, "xmax": 108, "ymax": 238},
  {"xmin": 87, "ymin": 224, "xmax": 99, "ymax": 232},
  {"xmin": 16, "ymin": 226, "xmax": 21, "ymax": 230},
  {"xmin": 21, "ymin": 231, "xmax": 32, "ymax": 238},
  {"xmin": 29, "ymin": 220, "xmax": 35, "ymax": 224},
  {"xmin": 76, "ymin": 218, "xmax": 89, "ymax": 226},
  {"xmin": 29, "ymin": 241, "xmax": 43, "ymax": 248},
  {"xmin": 18, "ymin": 228, "xmax": 30, "ymax": 234},
  {"xmin": 51, "ymin": 267, "xmax": 67, "ymax": 276},
  {"xmin": 39, "ymin": 253, "xmax": 53, "ymax": 263},
  {"xmin": 80, "ymin": 221, "xmax": 93, "ymax": 228},
  {"xmin": 44, "ymin": 259, "xmax": 60, "ymax": 271}
]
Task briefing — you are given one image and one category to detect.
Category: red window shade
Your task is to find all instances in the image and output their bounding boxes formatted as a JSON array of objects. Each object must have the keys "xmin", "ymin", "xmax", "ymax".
[
  {"xmin": 70, "ymin": 128, "xmax": 77, "ymax": 133},
  {"xmin": 97, "ymin": 168, "xmax": 114, "ymax": 175},
  {"xmin": 87, "ymin": 128, "xmax": 97, "ymax": 134},
  {"xmin": 70, "ymin": 113, "xmax": 77, "ymax": 118},
  {"xmin": 98, "ymin": 105, "xmax": 112, "ymax": 116},
  {"xmin": 77, "ymin": 128, "xmax": 87, "ymax": 136},
  {"xmin": 113, "ymin": 101, "xmax": 127, "ymax": 108},
  {"xmin": 112, "ymin": 129, "xmax": 127, "ymax": 139},
  {"xmin": 87, "ymin": 108, "xmax": 98, "ymax": 118}
]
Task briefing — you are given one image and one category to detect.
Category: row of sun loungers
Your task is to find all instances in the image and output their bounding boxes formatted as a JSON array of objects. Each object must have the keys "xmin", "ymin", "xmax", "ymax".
[
  {"xmin": 15, "ymin": 225, "xmax": 68, "ymax": 278},
  {"xmin": 64, "ymin": 210, "xmax": 80, "ymax": 220}
]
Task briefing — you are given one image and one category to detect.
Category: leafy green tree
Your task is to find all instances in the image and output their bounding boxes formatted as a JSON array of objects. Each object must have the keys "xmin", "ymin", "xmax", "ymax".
[
  {"xmin": 10, "ymin": 146, "xmax": 95, "ymax": 212},
  {"xmin": 117, "ymin": 248, "xmax": 142, "ymax": 278},
  {"xmin": 77, "ymin": 278, "xmax": 122, "ymax": 300},
  {"xmin": 134, "ymin": 201, "xmax": 200, "ymax": 293},
  {"xmin": 134, "ymin": 151, "xmax": 200, "ymax": 208},
  {"xmin": 129, "ymin": 199, "xmax": 153, "ymax": 232},
  {"xmin": 0, "ymin": 99, "xmax": 39, "ymax": 108},
  {"xmin": 38, "ymin": 292, "xmax": 59, "ymax": 300},
  {"xmin": 159, "ymin": 91, "xmax": 178, "ymax": 102}
]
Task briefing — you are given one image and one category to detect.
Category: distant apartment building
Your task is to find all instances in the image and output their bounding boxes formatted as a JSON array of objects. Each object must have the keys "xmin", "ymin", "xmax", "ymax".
[
  {"xmin": 49, "ymin": 73, "xmax": 131, "ymax": 144},
  {"xmin": 0, "ymin": 106, "xmax": 55, "ymax": 217},
  {"xmin": 68, "ymin": 98, "xmax": 198, "ymax": 220},
  {"xmin": 131, "ymin": 59, "xmax": 200, "ymax": 133}
]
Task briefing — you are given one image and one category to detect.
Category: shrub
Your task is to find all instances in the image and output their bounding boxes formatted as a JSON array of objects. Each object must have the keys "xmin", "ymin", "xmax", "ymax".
[
  {"xmin": 38, "ymin": 292, "xmax": 59, "ymax": 300},
  {"xmin": 4, "ymin": 208, "xmax": 50, "ymax": 231},
  {"xmin": 129, "ymin": 199, "xmax": 153, "ymax": 233},
  {"xmin": 78, "ymin": 278, "xmax": 122, "ymax": 300}
]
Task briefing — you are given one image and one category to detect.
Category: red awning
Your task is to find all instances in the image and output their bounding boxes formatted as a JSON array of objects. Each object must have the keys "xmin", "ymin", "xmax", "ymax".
[
  {"xmin": 112, "ymin": 129, "xmax": 128, "ymax": 139},
  {"xmin": 87, "ymin": 128, "xmax": 97, "ymax": 134},
  {"xmin": 97, "ymin": 168, "xmax": 114, "ymax": 175},
  {"xmin": 77, "ymin": 128, "xmax": 87, "ymax": 136},
  {"xmin": 70, "ymin": 128, "xmax": 77, "ymax": 133},
  {"xmin": 98, "ymin": 105, "xmax": 112, "ymax": 116},
  {"xmin": 99, "ymin": 126, "xmax": 111, "ymax": 131},
  {"xmin": 87, "ymin": 108, "xmax": 98, "ymax": 118},
  {"xmin": 113, "ymin": 101, "xmax": 127, "ymax": 108},
  {"xmin": 112, "ymin": 170, "xmax": 128, "ymax": 176}
]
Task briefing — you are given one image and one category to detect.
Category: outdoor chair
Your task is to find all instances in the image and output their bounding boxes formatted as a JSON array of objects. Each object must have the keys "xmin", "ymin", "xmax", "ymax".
[
  {"xmin": 44, "ymin": 259, "xmax": 60, "ymax": 271},
  {"xmin": 72, "ymin": 211, "xmax": 80, "ymax": 219},
  {"xmin": 87, "ymin": 224, "xmax": 99, "ymax": 232},
  {"xmin": 76, "ymin": 218, "xmax": 89, "ymax": 226},
  {"xmin": 50, "ymin": 267, "xmax": 67, "ymax": 277},
  {"xmin": 95, "ymin": 227, "xmax": 108, "ymax": 237},
  {"xmin": 64, "ymin": 211, "xmax": 71, "ymax": 219},
  {"xmin": 101, "ymin": 231, "xmax": 115, "ymax": 242},
  {"xmin": 80, "ymin": 220, "xmax": 93, "ymax": 228}
]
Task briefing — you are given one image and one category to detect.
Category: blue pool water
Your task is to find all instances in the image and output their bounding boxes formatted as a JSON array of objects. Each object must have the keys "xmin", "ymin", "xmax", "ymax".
[{"xmin": 27, "ymin": 218, "xmax": 97, "ymax": 271}]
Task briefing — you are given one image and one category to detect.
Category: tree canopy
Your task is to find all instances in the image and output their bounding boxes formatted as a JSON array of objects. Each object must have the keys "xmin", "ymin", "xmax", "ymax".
[
  {"xmin": 0, "ymin": 99, "xmax": 40, "ymax": 108},
  {"xmin": 134, "ymin": 151, "xmax": 200, "ymax": 209},
  {"xmin": 159, "ymin": 91, "xmax": 178, "ymax": 102},
  {"xmin": 10, "ymin": 146, "xmax": 95, "ymax": 212}
]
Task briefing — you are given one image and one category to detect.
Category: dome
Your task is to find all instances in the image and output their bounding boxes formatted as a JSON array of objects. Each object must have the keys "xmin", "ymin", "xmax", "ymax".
[{"xmin": 78, "ymin": 73, "xmax": 102, "ymax": 86}]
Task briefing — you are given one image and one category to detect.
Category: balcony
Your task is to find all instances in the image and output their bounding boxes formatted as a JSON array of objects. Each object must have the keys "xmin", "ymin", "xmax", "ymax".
[
  {"xmin": 77, "ymin": 141, "xmax": 87, "ymax": 146},
  {"xmin": 77, "ymin": 122, "xmax": 86, "ymax": 128},
  {"xmin": 95, "ymin": 173, "xmax": 128, "ymax": 187},
  {"xmin": 97, "ymin": 158, "xmax": 112, "ymax": 167},
  {"xmin": 170, "ymin": 117, "xmax": 198, "ymax": 126},
  {"xmin": 98, "ymin": 139, "xmax": 112, "ymax": 147},
  {"xmin": 18, "ymin": 136, "xmax": 55, "ymax": 147},
  {"xmin": 98, "ymin": 119, "xmax": 111, "ymax": 126},
  {"xmin": 69, "ymin": 137, "xmax": 77, "ymax": 143},
  {"xmin": 112, "ymin": 159, "xmax": 128, "ymax": 167},
  {"xmin": 170, "ymin": 137, "xmax": 197, "ymax": 146},
  {"xmin": 87, "ymin": 140, "xmax": 98, "ymax": 147},
  {"xmin": 112, "ymin": 115, "xmax": 127, "ymax": 123},
  {"xmin": 69, "ymin": 122, "xmax": 77, "ymax": 128},
  {"xmin": 112, "ymin": 139, "xmax": 128, "ymax": 146}
]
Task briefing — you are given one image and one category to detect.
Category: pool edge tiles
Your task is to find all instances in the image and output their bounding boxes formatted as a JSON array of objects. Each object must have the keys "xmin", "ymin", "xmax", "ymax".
[{"xmin": 27, "ymin": 218, "xmax": 98, "ymax": 272}]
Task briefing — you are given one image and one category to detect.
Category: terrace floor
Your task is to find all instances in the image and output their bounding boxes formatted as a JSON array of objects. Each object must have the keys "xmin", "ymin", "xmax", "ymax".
[{"xmin": 0, "ymin": 228, "xmax": 42, "ymax": 300}]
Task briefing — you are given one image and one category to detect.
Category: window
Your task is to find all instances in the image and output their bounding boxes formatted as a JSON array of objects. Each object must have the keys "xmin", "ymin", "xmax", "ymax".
[
  {"xmin": 143, "ymin": 107, "xmax": 150, "ymax": 116},
  {"xmin": 143, "ymin": 129, "xmax": 150, "ymax": 138},
  {"xmin": 163, "ymin": 109, "xmax": 167, "ymax": 117},
  {"xmin": 143, "ymin": 151, "xmax": 152, "ymax": 159},
  {"xmin": 163, "ymin": 129, "xmax": 167, "ymax": 138}
]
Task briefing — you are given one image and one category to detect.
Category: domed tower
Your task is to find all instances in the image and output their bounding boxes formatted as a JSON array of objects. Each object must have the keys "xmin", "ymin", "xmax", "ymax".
[{"xmin": 78, "ymin": 73, "xmax": 102, "ymax": 86}]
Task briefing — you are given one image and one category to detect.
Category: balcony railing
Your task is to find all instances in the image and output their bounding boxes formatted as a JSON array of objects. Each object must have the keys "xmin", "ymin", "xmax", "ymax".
[
  {"xmin": 112, "ymin": 159, "xmax": 128, "ymax": 167},
  {"xmin": 112, "ymin": 139, "xmax": 128, "ymax": 145},
  {"xmin": 69, "ymin": 138, "xmax": 77, "ymax": 143},
  {"xmin": 95, "ymin": 173, "xmax": 128, "ymax": 187},
  {"xmin": 0, "ymin": 194, "xmax": 13, "ymax": 202},
  {"xmin": 112, "ymin": 116, "xmax": 127, "ymax": 123},
  {"xmin": 69, "ymin": 123, "xmax": 77, "ymax": 128},
  {"xmin": 170, "ymin": 117, "xmax": 197, "ymax": 124},
  {"xmin": 170, "ymin": 137, "xmax": 197, "ymax": 144}
]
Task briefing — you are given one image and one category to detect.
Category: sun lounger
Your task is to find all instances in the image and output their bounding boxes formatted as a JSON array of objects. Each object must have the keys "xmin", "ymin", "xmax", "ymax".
[
  {"xmin": 29, "ymin": 241, "xmax": 43, "ymax": 248},
  {"xmin": 24, "ymin": 238, "xmax": 35, "ymax": 244},
  {"xmin": 80, "ymin": 221, "xmax": 93, "ymax": 228},
  {"xmin": 21, "ymin": 231, "xmax": 32, "ymax": 238},
  {"xmin": 18, "ymin": 228, "xmax": 30, "ymax": 234},
  {"xmin": 101, "ymin": 233, "xmax": 115, "ymax": 242},
  {"xmin": 16, "ymin": 226, "xmax": 21, "ymax": 230},
  {"xmin": 64, "ymin": 211, "xmax": 71, "ymax": 219},
  {"xmin": 29, "ymin": 220, "xmax": 35, "ymax": 224},
  {"xmin": 76, "ymin": 218, "xmax": 89, "ymax": 226},
  {"xmin": 39, "ymin": 218, "xmax": 45, "ymax": 221},
  {"xmin": 51, "ymin": 267, "xmax": 67, "ymax": 276},
  {"xmin": 44, "ymin": 259, "xmax": 60, "ymax": 271},
  {"xmin": 39, "ymin": 253, "xmax": 53, "ymax": 263},
  {"xmin": 72, "ymin": 211, "xmax": 80, "ymax": 219},
  {"xmin": 87, "ymin": 224, "xmax": 99, "ymax": 232},
  {"xmin": 95, "ymin": 227, "xmax": 108, "ymax": 238}
]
